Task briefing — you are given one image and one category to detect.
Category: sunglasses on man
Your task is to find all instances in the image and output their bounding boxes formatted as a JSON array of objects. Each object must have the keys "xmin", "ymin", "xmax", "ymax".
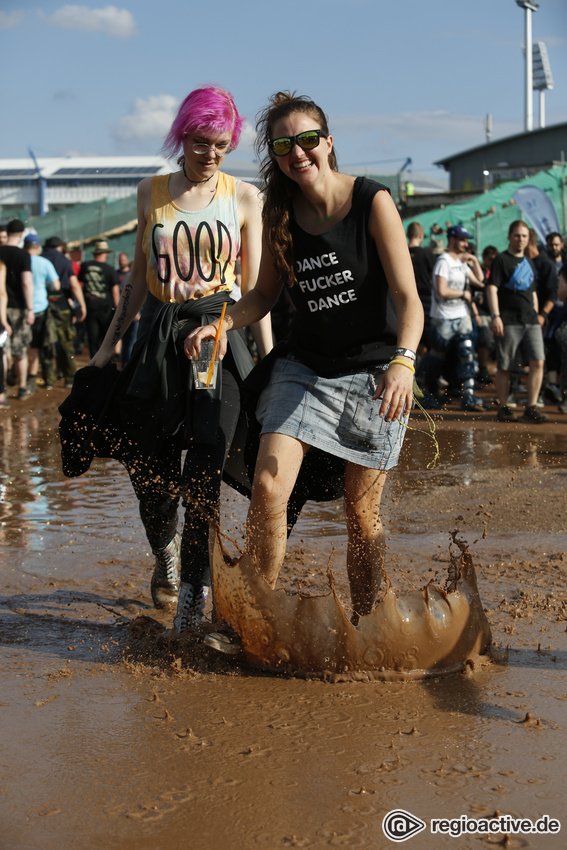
[{"xmin": 268, "ymin": 130, "xmax": 328, "ymax": 157}]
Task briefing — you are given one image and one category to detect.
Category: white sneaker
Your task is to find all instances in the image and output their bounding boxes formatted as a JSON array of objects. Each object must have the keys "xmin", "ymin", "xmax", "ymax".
[
  {"xmin": 150, "ymin": 534, "xmax": 180, "ymax": 608},
  {"xmin": 203, "ymin": 630, "xmax": 242, "ymax": 655}
]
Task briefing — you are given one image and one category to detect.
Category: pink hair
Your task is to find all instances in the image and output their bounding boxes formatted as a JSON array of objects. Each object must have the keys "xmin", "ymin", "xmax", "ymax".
[{"xmin": 161, "ymin": 85, "xmax": 244, "ymax": 160}]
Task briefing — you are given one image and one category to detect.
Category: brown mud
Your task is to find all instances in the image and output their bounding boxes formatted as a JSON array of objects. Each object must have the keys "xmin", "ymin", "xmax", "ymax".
[
  {"xmin": 209, "ymin": 532, "xmax": 492, "ymax": 680},
  {"xmin": 1, "ymin": 384, "xmax": 566, "ymax": 849}
]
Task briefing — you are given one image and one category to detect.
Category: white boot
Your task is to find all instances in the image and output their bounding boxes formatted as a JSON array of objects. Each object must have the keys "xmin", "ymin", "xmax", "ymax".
[{"xmin": 150, "ymin": 534, "xmax": 180, "ymax": 608}]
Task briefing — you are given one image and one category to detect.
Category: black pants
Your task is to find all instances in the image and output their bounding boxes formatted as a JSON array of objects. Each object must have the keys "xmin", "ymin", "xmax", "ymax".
[
  {"xmin": 0, "ymin": 342, "xmax": 5, "ymax": 393},
  {"xmin": 85, "ymin": 298, "xmax": 114, "ymax": 358},
  {"xmin": 128, "ymin": 361, "xmax": 241, "ymax": 588}
]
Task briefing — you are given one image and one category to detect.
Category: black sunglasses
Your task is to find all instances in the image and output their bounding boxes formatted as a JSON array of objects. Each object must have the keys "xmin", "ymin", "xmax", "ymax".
[{"xmin": 268, "ymin": 129, "xmax": 328, "ymax": 157}]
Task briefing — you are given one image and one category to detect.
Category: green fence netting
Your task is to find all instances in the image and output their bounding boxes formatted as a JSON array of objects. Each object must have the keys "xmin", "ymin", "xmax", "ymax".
[
  {"xmin": 402, "ymin": 165, "xmax": 567, "ymax": 253},
  {"xmin": 29, "ymin": 194, "xmax": 138, "ymax": 247},
  {"xmin": 0, "ymin": 207, "xmax": 29, "ymax": 225},
  {"xmin": 23, "ymin": 164, "xmax": 566, "ymax": 268}
]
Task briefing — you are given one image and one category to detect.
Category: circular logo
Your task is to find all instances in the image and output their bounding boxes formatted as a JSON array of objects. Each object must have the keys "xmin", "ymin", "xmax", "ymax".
[{"xmin": 382, "ymin": 809, "xmax": 427, "ymax": 842}]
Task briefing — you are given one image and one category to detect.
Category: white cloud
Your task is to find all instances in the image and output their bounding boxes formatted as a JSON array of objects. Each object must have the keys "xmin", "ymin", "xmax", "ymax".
[
  {"xmin": 238, "ymin": 121, "xmax": 257, "ymax": 153},
  {"xmin": 0, "ymin": 10, "xmax": 25, "ymax": 30},
  {"xmin": 112, "ymin": 95, "xmax": 180, "ymax": 145},
  {"xmin": 46, "ymin": 5, "xmax": 138, "ymax": 39}
]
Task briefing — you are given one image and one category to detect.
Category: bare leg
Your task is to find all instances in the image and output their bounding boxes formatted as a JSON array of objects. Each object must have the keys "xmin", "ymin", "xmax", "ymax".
[
  {"xmin": 28, "ymin": 347, "xmax": 40, "ymax": 377},
  {"xmin": 344, "ymin": 462, "xmax": 388, "ymax": 620},
  {"xmin": 526, "ymin": 359, "xmax": 544, "ymax": 407},
  {"xmin": 14, "ymin": 355, "xmax": 28, "ymax": 390},
  {"xmin": 494, "ymin": 368, "xmax": 510, "ymax": 407},
  {"xmin": 246, "ymin": 432, "xmax": 310, "ymax": 587}
]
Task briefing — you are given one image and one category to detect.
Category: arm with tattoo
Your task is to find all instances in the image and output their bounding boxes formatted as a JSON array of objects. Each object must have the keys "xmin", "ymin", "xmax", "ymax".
[{"xmin": 111, "ymin": 279, "xmax": 134, "ymax": 346}]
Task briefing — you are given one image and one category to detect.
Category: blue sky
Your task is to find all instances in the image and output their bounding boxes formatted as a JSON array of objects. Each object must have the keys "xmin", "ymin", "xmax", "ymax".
[{"xmin": 1, "ymin": 0, "xmax": 566, "ymax": 181}]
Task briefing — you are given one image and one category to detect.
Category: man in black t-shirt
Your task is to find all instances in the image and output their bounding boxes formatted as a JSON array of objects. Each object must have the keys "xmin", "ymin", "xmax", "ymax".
[
  {"xmin": 78, "ymin": 239, "xmax": 120, "ymax": 358},
  {"xmin": 486, "ymin": 220, "xmax": 547, "ymax": 423},
  {"xmin": 0, "ymin": 220, "xmax": 35, "ymax": 398},
  {"xmin": 545, "ymin": 232, "xmax": 566, "ymax": 273}
]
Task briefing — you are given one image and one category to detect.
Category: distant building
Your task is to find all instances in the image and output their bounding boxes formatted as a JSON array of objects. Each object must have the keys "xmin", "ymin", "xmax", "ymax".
[
  {"xmin": 341, "ymin": 168, "xmax": 448, "ymax": 213},
  {"xmin": 0, "ymin": 155, "xmax": 261, "ymax": 216},
  {"xmin": 0, "ymin": 154, "xmax": 449, "ymax": 219},
  {"xmin": 435, "ymin": 121, "xmax": 567, "ymax": 192}
]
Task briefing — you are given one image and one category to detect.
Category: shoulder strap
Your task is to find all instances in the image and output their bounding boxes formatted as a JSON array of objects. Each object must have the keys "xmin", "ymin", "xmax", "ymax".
[{"xmin": 150, "ymin": 174, "xmax": 170, "ymax": 211}]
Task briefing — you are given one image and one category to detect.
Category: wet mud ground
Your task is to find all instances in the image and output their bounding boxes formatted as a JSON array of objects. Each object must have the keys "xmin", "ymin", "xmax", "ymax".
[{"xmin": 1, "ymin": 385, "xmax": 566, "ymax": 849}]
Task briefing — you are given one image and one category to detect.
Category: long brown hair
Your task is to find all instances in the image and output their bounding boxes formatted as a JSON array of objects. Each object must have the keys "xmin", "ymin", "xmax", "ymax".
[{"xmin": 255, "ymin": 92, "xmax": 338, "ymax": 287}]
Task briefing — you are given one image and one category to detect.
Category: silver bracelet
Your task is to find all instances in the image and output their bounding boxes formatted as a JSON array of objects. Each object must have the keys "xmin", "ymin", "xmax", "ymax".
[{"xmin": 394, "ymin": 347, "xmax": 416, "ymax": 361}]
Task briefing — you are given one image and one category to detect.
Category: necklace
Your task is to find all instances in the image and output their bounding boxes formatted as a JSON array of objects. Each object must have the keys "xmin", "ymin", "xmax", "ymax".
[{"xmin": 183, "ymin": 163, "xmax": 215, "ymax": 188}]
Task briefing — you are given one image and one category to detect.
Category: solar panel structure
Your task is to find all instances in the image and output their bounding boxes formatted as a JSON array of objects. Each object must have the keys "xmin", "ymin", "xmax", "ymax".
[{"xmin": 52, "ymin": 166, "xmax": 161, "ymax": 177}]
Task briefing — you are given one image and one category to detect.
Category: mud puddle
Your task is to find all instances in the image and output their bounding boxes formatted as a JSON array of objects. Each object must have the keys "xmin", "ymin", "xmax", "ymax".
[{"xmin": 0, "ymin": 401, "xmax": 566, "ymax": 848}]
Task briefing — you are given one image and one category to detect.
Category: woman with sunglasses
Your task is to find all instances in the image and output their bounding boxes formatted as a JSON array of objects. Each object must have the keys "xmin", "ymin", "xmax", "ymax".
[
  {"xmin": 186, "ymin": 91, "xmax": 423, "ymax": 632},
  {"xmin": 90, "ymin": 85, "xmax": 271, "ymax": 632}
]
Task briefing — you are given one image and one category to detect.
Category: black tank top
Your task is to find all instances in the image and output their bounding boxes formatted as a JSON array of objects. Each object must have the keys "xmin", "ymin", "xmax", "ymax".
[{"xmin": 287, "ymin": 177, "xmax": 397, "ymax": 377}]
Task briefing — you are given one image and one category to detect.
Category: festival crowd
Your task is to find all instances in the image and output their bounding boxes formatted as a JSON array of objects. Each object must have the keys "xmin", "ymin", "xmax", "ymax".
[{"xmin": 407, "ymin": 220, "xmax": 567, "ymax": 421}]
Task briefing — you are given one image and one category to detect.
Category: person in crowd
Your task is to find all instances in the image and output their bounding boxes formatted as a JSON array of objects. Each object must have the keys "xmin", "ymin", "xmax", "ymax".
[
  {"xmin": 186, "ymin": 91, "xmax": 423, "ymax": 643},
  {"xmin": 0, "ymin": 224, "xmax": 8, "ymax": 246},
  {"xmin": 115, "ymin": 254, "xmax": 139, "ymax": 366},
  {"xmin": 0, "ymin": 260, "xmax": 11, "ymax": 409},
  {"xmin": 42, "ymin": 236, "xmax": 86, "ymax": 388},
  {"xmin": 89, "ymin": 85, "xmax": 272, "ymax": 632},
  {"xmin": 0, "ymin": 220, "xmax": 34, "ymax": 399},
  {"xmin": 417, "ymin": 224, "xmax": 485, "ymax": 411},
  {"xmin": 23, "ymin": 234, "xmax": 60, "ymax": 392},
  {"xmin": 429, "ymin": 236, "xmax": 445, "ymax": 257},
  {"xmin": 552, "ymin": 266, "xmax": 567, "ymax": 414},
  {"xmin": 486, "ymin": 220, "xmax": 547, "ymax": 423},
  {"xmin": 473, "ymin": 244, "xmax": 499, "ymax": 387},
  {"xmin": 525, "ymin": 229, "xmax": 560, "ymax": 403},
  {"xmin": 545, "ymin": 232, "xmax": 566, "ymax": 273},
  {"xmin": 117, "ymin": 253, "xmax": 130, "ymax": 281},
  {"xmin": 406, "ymin": 221, "xmax": 435, "ymax": 353},
  {"xmin": 79, "ymin": 240, "xmax": 120, "ymax": 357},
  {"xmin": 65, "ymin": 246, "xmax": 86, "ymax": 355}
]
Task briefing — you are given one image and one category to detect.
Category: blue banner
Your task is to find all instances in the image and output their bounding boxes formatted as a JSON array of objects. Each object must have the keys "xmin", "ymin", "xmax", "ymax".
[{"xmin": 512, "ymin": 185, "xmax": 561, "ymax": 242}]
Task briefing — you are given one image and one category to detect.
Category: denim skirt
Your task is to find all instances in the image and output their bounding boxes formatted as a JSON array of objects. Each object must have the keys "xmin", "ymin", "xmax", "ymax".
[{"xmin": 256, "ymin": 355, "xmax": 408, "ymax": 470}]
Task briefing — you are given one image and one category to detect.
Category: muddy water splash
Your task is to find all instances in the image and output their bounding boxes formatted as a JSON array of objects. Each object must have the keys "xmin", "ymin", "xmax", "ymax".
[{"xmin": 211, "ymin": 533, "xmax": 492, "ymax": 680}]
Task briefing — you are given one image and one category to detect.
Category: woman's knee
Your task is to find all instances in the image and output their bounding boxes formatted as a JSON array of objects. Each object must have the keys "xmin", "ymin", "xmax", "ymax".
[
  {"xmin": 251, "ymin": 434, "xmax": 307, "ymax": 510},
  {"xmin": 252, "ymin": 465, "xmax": 292, "ymax": 509}
]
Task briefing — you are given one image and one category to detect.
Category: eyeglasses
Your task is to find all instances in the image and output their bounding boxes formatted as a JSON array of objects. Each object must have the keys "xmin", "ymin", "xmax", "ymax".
[
  {"xmin": 268, "ymin": 130, "xmax": 327, "ymax": 157},
  {"xmin": 190, "ymin": 140, "xmax": 231, "ymax": 156}
]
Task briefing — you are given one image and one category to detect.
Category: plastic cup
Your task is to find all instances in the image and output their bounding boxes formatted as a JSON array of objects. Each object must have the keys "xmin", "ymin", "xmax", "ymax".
[{"xmin": 192, "ymin": 339, "xmax": 219, "ymax": 389}]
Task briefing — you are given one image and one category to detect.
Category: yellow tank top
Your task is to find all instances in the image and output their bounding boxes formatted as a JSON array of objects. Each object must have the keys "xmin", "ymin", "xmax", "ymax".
[{"xmin": 142, "ymin": 172, "xmax": 240, "ymax": 303}]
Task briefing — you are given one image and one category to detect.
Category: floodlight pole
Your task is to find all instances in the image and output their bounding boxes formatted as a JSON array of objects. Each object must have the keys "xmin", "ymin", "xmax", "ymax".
[
  {"xmin": 516, "ymin": 0, "xmax": 539, "ymax": 132},
  {"xmin": 525, "ymin": 8, "xmax": 533, "ymax": 131}
]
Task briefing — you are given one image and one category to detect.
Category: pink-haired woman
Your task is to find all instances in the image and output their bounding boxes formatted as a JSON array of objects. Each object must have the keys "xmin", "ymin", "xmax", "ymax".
[{"xmin": 91, "ymin": 85, "xmax": 271, "ymax": 632}]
